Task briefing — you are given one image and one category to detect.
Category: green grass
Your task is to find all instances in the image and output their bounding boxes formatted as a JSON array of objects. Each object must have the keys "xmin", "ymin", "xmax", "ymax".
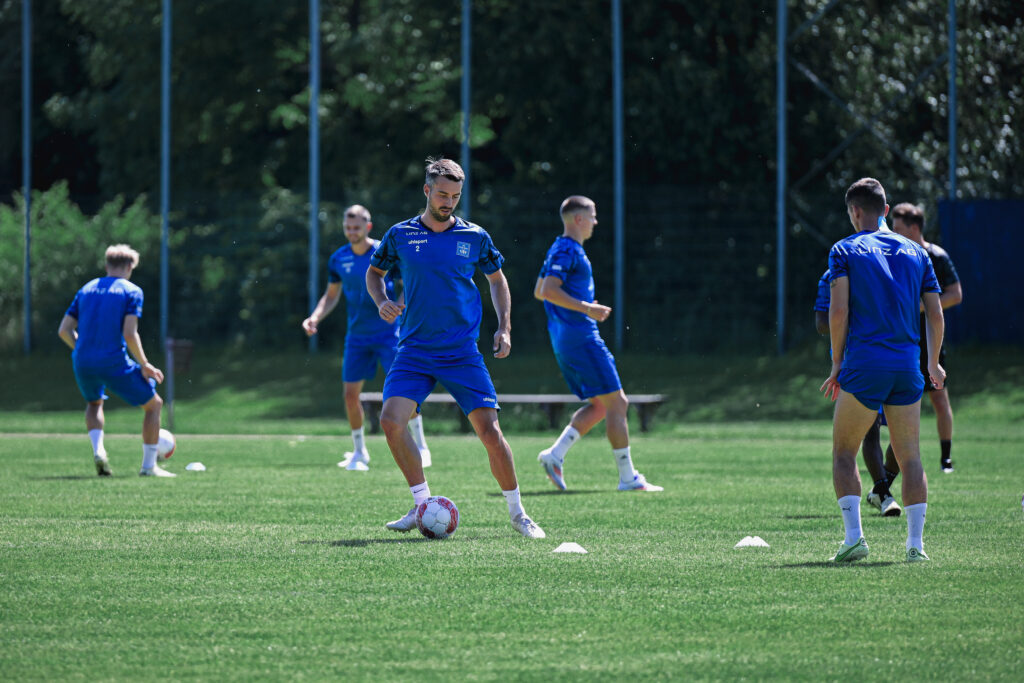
[{"xmin": 2, "ymin": 426, "xmax": 1023, "ymax": 680}]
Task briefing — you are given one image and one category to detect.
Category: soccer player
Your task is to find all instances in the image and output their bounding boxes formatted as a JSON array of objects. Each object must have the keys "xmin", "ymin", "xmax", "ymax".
[
  {"xmin": 57, "ymin": 244, "xmax": 174, "ymax": 477},
  {"xmin": 814, "ymin": 269, "xmax": 900, "ymax": 516},
  {"xmin": 534, "ymin": 196, "xmax": 661, "ymax": 492},
  {"xmin": 821, "ymin": 178, "xmax": 944, "ymax": 563},
  {"xmin": 890, "ymin": 203, "xmax": 963, "ymax": 473},
  {"xmin": 366, "ymin": 158, "xmax": 545, "ymax": 539},
  {"xmin": 302, "ymin": 204, "xmax": 431, "ymax": 471}
]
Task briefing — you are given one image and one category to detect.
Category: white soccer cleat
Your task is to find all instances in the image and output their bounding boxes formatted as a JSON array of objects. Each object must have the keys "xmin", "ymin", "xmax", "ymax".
[
  {"xmin": 906, "ymin": 546, "xmax": 931, "ymax": 563},
  {"xmin": 385, "ymin": 507, "xmax": 418, "ymax": 532},
  {"xmin": 139, "ymin": 464, "xmax": 176, "ymax": 478},
  {"xmin": 617, "ymin": 472, "xmax": 663, "ymax": 492},
  {"xmin": 867, "ymin": 491, "xmax": 901, "ymax": 516},
  {"xmin": 511, "ymin": 514, "xmax": 546, "ymax": 539},
  {"xmin": 340, "ymin": 451, "xmax": 370, "ymax": 471},
  {"xmin": 94, "ymin": 452, "xmax": 112, "ymax": 477},
  {"xmin": 538, "ymin": 450, "xmax": 567, "ymax": 491}
]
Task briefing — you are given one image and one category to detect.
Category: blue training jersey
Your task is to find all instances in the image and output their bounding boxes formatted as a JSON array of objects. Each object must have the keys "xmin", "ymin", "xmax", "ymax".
[
  {"xmin": 814, "ymin": 269, "xmax": 831, "ymax": 313},
  {"xmin": 327, "ymin": 239, "xmax": 400, "ymax": 339},
  {"xmin": 828, "ymin": 229, "xmax": 940, "ymax": 371},
  {"xmin": 538, "ymin": 236, "xmax": 602, "ymax": 351},
  {"xmin": 65, "ymin": 276, "xmax": 144, "ymax": 367},
  {"xmin": 370, "ymin": 215, "xmax": 505, "ymax": 355}
]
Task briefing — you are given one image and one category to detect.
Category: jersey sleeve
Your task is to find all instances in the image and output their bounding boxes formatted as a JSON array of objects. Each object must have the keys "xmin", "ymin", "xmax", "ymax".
[
  {"xmin": 539, "ymin": 244, "xmax": 575, "ymax": 282},
  {"xmin": 327, "ymin": 253, "xmax": 342, "ymax": 284},
  {"xmin": 476, "ymin": 231, "xmax": 505, "ymax": 275},
  {"xmin": 128, "ymin": 287, "xmax": 144, "ymax": 318},
  {"xmin": 933, "ymin": 252, "xmax": 960, "ymax": 289},
  {"xmin": 65, "ymin": 291, "xmax": 81, "ymax": 319},
  {"xmin": 827, "ymin": 243, "xmax": 848, "ymax": 281},
  {"xmin": 370, "ymin": 229, "xmax": 399, "ymax": 273},
  {"xmin": 814, "ymin": 270, "xmax": 831, "ymax": 312},
  {"xmin": 921, "ymin": 255, "xmax": 940, "ymax": 295}
]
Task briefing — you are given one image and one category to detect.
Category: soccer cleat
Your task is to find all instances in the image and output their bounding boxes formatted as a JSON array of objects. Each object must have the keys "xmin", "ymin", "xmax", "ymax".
[
  {"xmin": 867, "ymin": 491, "xmax": 901, "ymax": 516},
  {"xmin": 538, "ymin": 450, "xmax": 566, "ymax": 491},
  {"xmin": 829, "ymin": 537, "xmax": 869, "ymax": 563},
  {"xmin": 340, "ymin": 451, "xmax": 370, "ymax": 471},
  {"xmin": 907, "ymin": 547, "xmax": 931, "ymax": 562},
  {"xmin": 94, "ymin": 452, "xmax": 112, "ymax": 477},
  {"xmin": 617, "ymin": 472, "xmax": 663, "ymax": 492},
  {"xmin": 511, "ymin": 514, "xmax": 546, "ymax": 539},
  {"xmin": 420, "ymin": 448, "xmax": 432, "ymax": 468},
  {"xmin": 385, "ymin": 507, "xmax": 418, "ymax": 532},
  {"xmin": 139, "ymin": 464, "xmax": 176, "ymax": 478},
  {"xmin": 940, "ymin": 458, "xmax": 954, "ymax": 473}
]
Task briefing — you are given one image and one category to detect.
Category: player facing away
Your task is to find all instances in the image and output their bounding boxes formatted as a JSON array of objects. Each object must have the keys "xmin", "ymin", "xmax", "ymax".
[
  {"xmin": 534, "ymin": 196, "xmax": 661, "ymax": 492},
  {"xmin": 890, "ymin": 202, "xmax": 963, "ymax": 474},
  {"xmin": 815, "ymin": 269, "xmax": 900, "ymax": 517},
  {"xmin": 302, "ymin": 204, "xmax": 431, "ymax": 471},
  {"xmin": 57, "ymin": 244, "xmax": 174, "ymax": 477},
  {"xmin": 821, "ymin": 178, "xmax": 945, "ymax": 563},
  {"xmin": 366, "ymin": 158, "xmax": 545, "ymax": 539}
]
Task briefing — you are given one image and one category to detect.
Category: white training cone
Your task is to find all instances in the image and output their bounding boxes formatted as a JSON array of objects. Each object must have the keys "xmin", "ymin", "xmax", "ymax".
[
  {"xmin": 552, "ymin": 542, "xmax": 588, "ymax": 554},
  {"xmin": 185, "ymin": 462, "xmax": 206, "ymax": 472},
  {"xmin": 734, "ymin": 536, "xmax": 769, "ymax": 548}
]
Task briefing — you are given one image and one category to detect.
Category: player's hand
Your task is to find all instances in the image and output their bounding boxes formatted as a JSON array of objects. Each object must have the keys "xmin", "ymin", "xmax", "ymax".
[
  {"xmin": 585, "ymin": 300, "xmax": 612, "ymax": 322},
  {"xmin": 142, "ymin": 363, "xmax": 165, "ymax": 384},
  {"xmin": 301, "ymin": 316, "xmax": 318, "ymax": 336},
  {"xmin": 928, "ymin": 362, "xmax": 946, "ymax": 391},
  {"xmin": 493, "ymin": 329, "xmax": 511, "ymax": 359},
  {"xmin": 378, "ymin": 300, "xmax": 405, "ymax": 323},
  {"xmin": 820, "ymin": 367, "xmax": 841, "ymax": 402}
]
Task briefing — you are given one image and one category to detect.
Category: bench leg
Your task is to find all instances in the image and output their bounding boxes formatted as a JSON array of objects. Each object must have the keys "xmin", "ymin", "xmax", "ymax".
[
  {"xmin": 637, "ymin": 404, "xmax": 659, "ymax": 433},
  {"xmin": 362, "ymin": 401, "xmax": 382, "ymax": 435},
  {"xmin": 540, "ymin": 403, "xmax": 564, "ymax": 430}
]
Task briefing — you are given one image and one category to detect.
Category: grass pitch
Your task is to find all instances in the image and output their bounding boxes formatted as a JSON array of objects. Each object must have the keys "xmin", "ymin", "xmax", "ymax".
[{"xmin": 2, "ymin": 423, "xmax": 1022, "ymax": 680}]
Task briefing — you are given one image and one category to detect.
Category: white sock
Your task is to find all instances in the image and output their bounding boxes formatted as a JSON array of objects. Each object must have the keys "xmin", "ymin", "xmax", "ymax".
[
  {"xmin": 351, "ymin": 427, "xmax": 366, "ymax": 454},
  {"xmin": 409, "ymin": 415, "xmax": 428, "ymax": 450},
  {"xmin": 142, "ymin": 444, "xmax": 159, "ymax": 470},
  {"xmin": 89, "ymin": 429, "xmax": 105, "ymax": 457},
  {"xmin": 905, "ymin": 502, "xmax": 927, "ymax": 550},
  {"xmin": 838, "ymin": 495, "xmax": 863, "ymax": 545},
  {"xmin": 502, "ymin": 487, "xmax": 525, "ymax": 519},
  {"xmin": 547, "ymin": 425, "xmax": 580, "ymax": 461},
  {"xmin": 410, "ymin": 482, "xmax": 431, "ymax": 506},
  {"xmin": 613, "ymin": 446, "xmax": 635, "ymax": 481}
]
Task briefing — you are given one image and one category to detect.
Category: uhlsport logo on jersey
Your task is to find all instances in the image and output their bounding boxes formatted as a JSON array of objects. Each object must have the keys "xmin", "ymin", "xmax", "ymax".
[{"xmin": 456, "ymin": 242, "xmax": 471, "ymax": 258}]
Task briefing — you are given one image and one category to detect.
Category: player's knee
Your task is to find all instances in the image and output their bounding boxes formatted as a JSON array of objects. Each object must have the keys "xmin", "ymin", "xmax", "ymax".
[
  {"xmin": 379, "ymin": 412, "xmax": 407, "ymax": 437},
  {"xmin": 343, "ymin": 386, "xmax": 362, "ymax": 403},
  {"xmin": 146, "ymin": 394, "xmax": 163, "ymax": 412}
]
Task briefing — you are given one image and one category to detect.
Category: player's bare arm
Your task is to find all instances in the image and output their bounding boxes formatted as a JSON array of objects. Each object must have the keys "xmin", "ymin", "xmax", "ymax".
[
  {"xmin": 58, "ymin": 315, "xmax": 78, "ymax": 350},
  {"xmin": 821, "ymin": 275, "xmax": 850, "ymax": 401},
  {"xmin": 919, "ymin": 280, "xmax": 963, "ymax": 313},
  {"xmin": 536, "ymin": 275, "xmax": 611, "ymax": 322},
  {"xmin": 122, "ymin": 315, "xmax": 164, "ymax": 384},
  {"xmin": 486, "ymin": 269, "xmax": 512, "ymax": 359},
  {"xmin": 367, "ymin": 265, "xmax": 404, "ymax": 323},
  {"xmin": 922, "ymin": 291, "xmax": 946, "ymax": 390},
  {"xmin": 302, "ymin": 282, "xmax": 341, "ymax": 336}
]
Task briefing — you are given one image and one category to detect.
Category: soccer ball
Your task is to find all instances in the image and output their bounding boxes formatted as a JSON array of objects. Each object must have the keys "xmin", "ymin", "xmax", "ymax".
[
  {"xmin": 416, "ymin": 496, "xmax": 459, "ymax": 539},
  {"xmin": 157, "ymin": 429, "xmax": 176, "ymax": 461}
]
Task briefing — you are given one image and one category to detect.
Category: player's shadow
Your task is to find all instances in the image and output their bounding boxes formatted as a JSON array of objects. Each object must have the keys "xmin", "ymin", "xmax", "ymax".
[
  {"xmin": 301, "ymin": 537, "xmax": 431, "ymax": 547},
  {"xmin": 782, "ymin": 514, "xmax": 833, "ymax": 520},
  {"xmin": 486, "ymin": 489, "xmax": 602, "ymax": 498},
  {"xmin": 29, "ymin": 475, "xmax": 100, "ymax": 481},
  {"xmin": 776, "ymin": 561, "xmax": 899, "ymax": 568}
]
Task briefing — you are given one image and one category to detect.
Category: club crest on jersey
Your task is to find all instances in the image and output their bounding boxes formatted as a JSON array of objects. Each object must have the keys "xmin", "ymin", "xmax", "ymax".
[{"xmin": 456, "ymin": 241, "xmax": 471, "ymax": 258}]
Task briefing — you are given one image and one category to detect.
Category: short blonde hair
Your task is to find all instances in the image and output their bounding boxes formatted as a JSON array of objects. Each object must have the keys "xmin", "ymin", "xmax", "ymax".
[{"xmin": 105, "ymin": 244, "xmax": 140, "ymax": 270}]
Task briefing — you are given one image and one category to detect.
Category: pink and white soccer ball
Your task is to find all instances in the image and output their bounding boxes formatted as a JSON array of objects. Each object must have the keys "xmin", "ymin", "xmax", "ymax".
[
  {"xmin": 157, "ymin": 428, "xmax": 176, "ymax": 461},
  {"xmin": 416, "ymin": 496, "xmax": 459, "ymax": 539}
]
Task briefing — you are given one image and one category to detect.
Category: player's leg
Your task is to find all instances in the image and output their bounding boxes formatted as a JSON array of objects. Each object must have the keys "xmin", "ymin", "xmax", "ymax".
[
  {"xmin": 883, "ymin": 399, "xmax": 929, "ymax": 561},
  {"xmin": 863, "ymin": 413, "xmax": 899, "ymax": 516},
  {"xmin": 829, "ymin": 382, "xmax": 879, "ymax": 561},
  {"xmin": 538, "ymin": 400, "xmax": 602, "ymax": 491},
  {"xmin": 85, "ymin": 400, "xmax": 111, "ymax": 475},
  {"xmin": 139, "ymin": 393, "xmax": 173, "ymax": 477},
  {"xmin": 338, "ymin": 380, "xmax": 371, "ymax": 469},
  {"xmin": 929, "ymin": 387, "xmax": 954, "ymax": 472},
  {"xmin": 380, "ymin": 396, "xmax": 422, "ymax": 484}
]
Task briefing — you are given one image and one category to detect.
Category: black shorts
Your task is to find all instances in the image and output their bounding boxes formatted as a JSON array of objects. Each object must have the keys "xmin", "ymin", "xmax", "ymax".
[{"xmin": 919, "ymin": 344, "xmax": 947, "ymax": 392}]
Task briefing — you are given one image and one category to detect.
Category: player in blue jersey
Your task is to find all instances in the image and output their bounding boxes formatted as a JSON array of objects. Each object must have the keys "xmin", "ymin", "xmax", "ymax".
[
  {"xmin": 814, "ymin": 269, "xmax": 900, "ymax": 516},
  {"xmin": 303, "ymin": 205, "xmax": 431, "ymax": 471},
  {"xmin": 366, "ymin": 158, "xmax": 544, "ymax": 539},
  {"xmin": 890, "ymin": 202, "xmax": 963, "ymax": 474},
  {"xmin": 534, "ymin": 196, "xmax": 661, "ymax": 492},
  {"xmin": 57, "ymin": 244, "xmax": 173, "ymax": 477},
  {"xmin": 821, "ymin": 178, "xmax": 944, "ymax": 563}
]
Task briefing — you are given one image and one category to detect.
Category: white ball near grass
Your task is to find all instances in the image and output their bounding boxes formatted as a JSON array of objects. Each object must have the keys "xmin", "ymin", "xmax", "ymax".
[{"xmin": 157, "ymin": 429, "xmax": 176, "ymax": 461}]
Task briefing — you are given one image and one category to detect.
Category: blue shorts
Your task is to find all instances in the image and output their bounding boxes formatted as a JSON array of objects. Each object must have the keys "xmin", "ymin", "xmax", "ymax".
[
  {"xmin": 342, "ymin": 332, "xmax": 398, "ymax": 383},
  {"xmin": 73, "ymin": 360, "xmax": 157, "ymax": 407},
  {"xmin": 839, "ymin": 367, "xmax": 924, "ymax": 411},
  {"xmin": 383, "ymin": 348, "xmax": 499, "ymax": 416},
  {"xmin": 554, "ymin": 339, "xmax": 622, "ymax": 400}
]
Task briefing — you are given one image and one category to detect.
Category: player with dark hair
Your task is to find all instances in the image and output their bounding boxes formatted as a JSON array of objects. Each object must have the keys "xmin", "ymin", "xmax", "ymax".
[
  {"xmin": 303, "ymin": 204, "xmax": 431, "ymax": 471},
  {"xmin": 534, "ymin": 196, "xmax": 661, "ymax": 492},
  {"xmin": 366, "ymin": 158, "xmax": 545, "ymax": 539},
  {"xmin": 821, "ymin": 178, "xmax": 944, "ymax": 563},
  {"xmin": 58, "ymin": 244, "xmax": 173, "ymax": 477},
  {"xmin": 814, "ymin": 269, "xmax": 900, "ymax": 516},
  {"xmin": 890, "ymin": 202, "xmax": 963, "ymax": 474}
]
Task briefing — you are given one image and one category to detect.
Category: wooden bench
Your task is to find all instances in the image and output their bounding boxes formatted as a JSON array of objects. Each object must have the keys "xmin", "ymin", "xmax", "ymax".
[{"xmin": 359, "ymin": 392, "xmax": 667, "ymax": 433}]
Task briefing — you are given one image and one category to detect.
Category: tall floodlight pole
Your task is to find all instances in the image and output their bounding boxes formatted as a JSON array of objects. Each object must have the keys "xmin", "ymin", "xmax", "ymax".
[
  {"xmin": 460, "ymin": 0, "xmax": 471, "ymax": 220},
  {"xmin": 775, "ymin": 0, "xmax": 788, "ymax": 355},
  {"xmin": 611, "ymin": 0, "xmax": 624, "ymax": 351},
  {"xmin": 308, "ymin": 0, "xmax": 321, "ymax": 352},
  {"xmin": 22, "ymin": 0, "xmax": 32, "ymax": 354},
  {"xmin": 160, "ymin": 0, "xmax": 171, "ymax": 349},
  {"xmin": 947, "ymin": 0, "xmax": 957, "ymax": 200}
]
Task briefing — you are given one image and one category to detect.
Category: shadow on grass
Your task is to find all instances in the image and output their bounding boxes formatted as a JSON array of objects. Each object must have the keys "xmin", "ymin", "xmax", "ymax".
[
  {"xmin": 776, "ymin": 561, "xmax": 899, "ymax": 568},
  {"xmin": 29, "ymin": 475, "xmax": 102, "ymax": 481},
  {"xmin": 301, "ymin": 537, "xmax": 431, "ymax": 547},
  {"xmin": 486, "ymin": 489, "xmax": 603, "ymax": 497},
  {"xmin": 782, "ymin": 514, "xmax": 833, "ymax": 520}
]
